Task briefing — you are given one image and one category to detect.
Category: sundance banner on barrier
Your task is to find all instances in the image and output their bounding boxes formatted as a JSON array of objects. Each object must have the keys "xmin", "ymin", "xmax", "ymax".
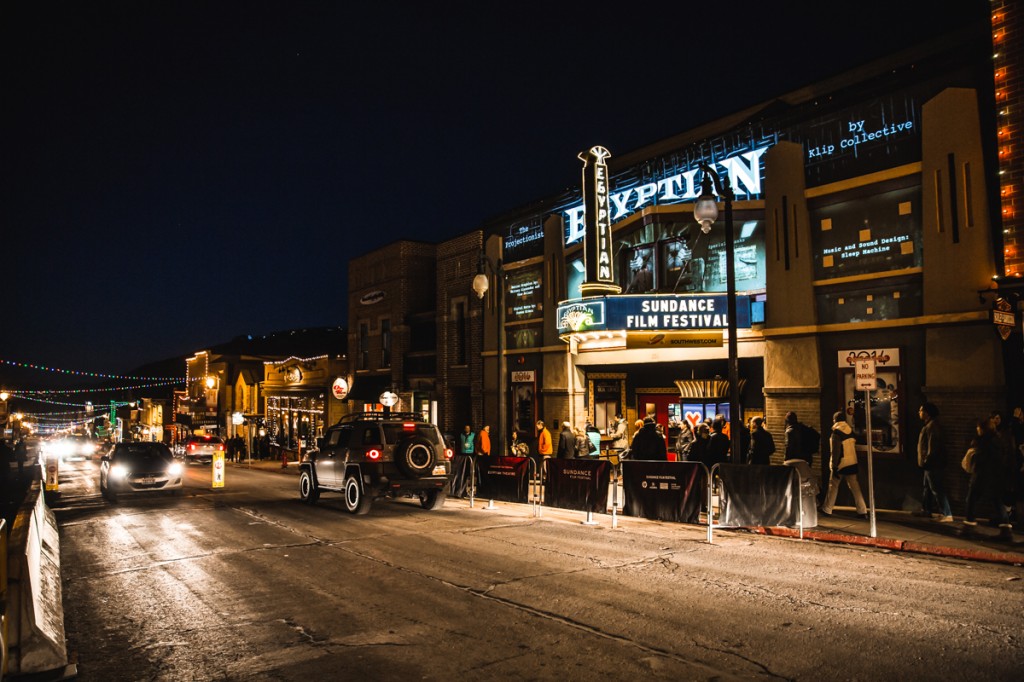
[
  {"xmin": 621, "ymin": 461, "xmax": 705, "ymax": 523},
  {"xmin": 544, "ymin": 458, "xmax": 610, "ymax": 513},
  {"xmin": 477, "ymin": 456, "xmax": 531, "ymax": 503}
]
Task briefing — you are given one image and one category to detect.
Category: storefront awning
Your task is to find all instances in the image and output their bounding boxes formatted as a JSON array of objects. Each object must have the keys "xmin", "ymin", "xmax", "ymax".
[{"xmin": 346, "ymin": 376, "xmax": 393, "ymax": 402}]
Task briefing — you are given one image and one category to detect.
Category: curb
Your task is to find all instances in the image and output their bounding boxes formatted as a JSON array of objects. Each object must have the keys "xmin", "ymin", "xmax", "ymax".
[{"xmin": 753, "ymin": 526, "xmax": 1024, "ymax": 565}]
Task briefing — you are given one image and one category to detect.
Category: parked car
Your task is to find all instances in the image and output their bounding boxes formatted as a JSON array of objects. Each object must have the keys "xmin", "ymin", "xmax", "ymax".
[
  {"xmin": 184, "ymin": 435, "xmax": 225, "ymax": 465},
  {"xmin": 299, "ymin": 411, "xmax": 453, "ymax": 513},
  {"xmin": 99, "ymin": 442, "xmax": 183, "ymax": 501}
]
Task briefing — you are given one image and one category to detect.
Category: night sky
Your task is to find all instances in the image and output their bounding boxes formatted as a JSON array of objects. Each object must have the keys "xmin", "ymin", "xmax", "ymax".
[{"xmin": 1, "ymin": 1, "xmax": 990, "ymax": 385}]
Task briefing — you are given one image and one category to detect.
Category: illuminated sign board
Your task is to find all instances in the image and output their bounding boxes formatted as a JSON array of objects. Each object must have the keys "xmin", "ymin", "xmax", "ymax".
[
  {"xmin": 557, "ymin": 294, "xmax": 751, "ymax": 333},
  {"xmin": 505, "ymin": 266, "xmax": 543, "ymax": 321},
  {"xmin": 565, "ymin": 148, "xmax": 768, "ymax": 246},
  {"xmin": 578, "ymin": 146, "xmax": 620, "ymax": 295},
  {"xmin": 554, "ymin": 93, "xmax": 923, "ymax": 248}
]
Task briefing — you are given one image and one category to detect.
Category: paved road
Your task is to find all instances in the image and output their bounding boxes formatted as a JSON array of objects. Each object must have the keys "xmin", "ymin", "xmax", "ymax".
[{"xmin": 52, "ymin": 459, "xmax": 1024, "ymax": 681}]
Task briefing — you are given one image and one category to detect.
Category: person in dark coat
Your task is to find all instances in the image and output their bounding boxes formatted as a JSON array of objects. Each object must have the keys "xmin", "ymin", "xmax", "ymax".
[
  {"xmin": 557, "ymin": 421, "xmax": 578, "ymax": 459},
  {"xmin": 688, "ymin": 423, "xmax": 711, "ymax": 466},
  {"xmin": 747, "ymin": 417, "xmax": 776, "ymax": 466},
  {"xmin": 783, "ymin": 411, "xmax": 803, "ymax": 462},
  {"xmin": 704, "ymin": 415, "xmax": 730, "ymax": 467},
  {"xmin": 960, "ymin": 417, "xmax": 1015, "ymax": 542},
  {"xmin": 629, "ymin": 417, "xmax": 667, "ymax": 460}
]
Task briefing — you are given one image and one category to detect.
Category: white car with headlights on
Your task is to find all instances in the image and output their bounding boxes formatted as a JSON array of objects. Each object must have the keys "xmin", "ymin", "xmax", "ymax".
[
  {"xmin": 46, "ymin": 434, "xmax": 99, "ymax": 462},
  {"xmin": 100, "ymin": 442, "xmax": 184, "ymax": 501}
]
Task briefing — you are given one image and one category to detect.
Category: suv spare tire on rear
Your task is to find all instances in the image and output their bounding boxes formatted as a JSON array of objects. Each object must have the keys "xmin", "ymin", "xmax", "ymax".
[{"xmin": 394, "ymin": 435, "xmax": 437, "ymax": 478}]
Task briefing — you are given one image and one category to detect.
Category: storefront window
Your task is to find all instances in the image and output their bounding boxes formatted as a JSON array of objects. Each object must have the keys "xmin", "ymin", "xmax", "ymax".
[
  {"xmin": 505, "ymin": 266, "xmax": 543, "ymax": 321},
  {"xmin": 623, "ymin": 245, "xmax": 655, "ymax": 293},
  {"xmin": 811, "ymin": 181, "xmax": 922, "ymax": 280},
  {"xmin": 815, "ymin": 278, "xmax": 922, "ymax": 324},
  {"xmin": 838, "ymin": 349, "xmax": 903, "ymax": 456}
]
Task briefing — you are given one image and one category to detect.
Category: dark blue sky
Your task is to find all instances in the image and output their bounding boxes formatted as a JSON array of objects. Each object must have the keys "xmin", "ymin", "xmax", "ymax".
[{"xmin": 1, "ymin": 1, "xmax": 990, "ymax": 380}]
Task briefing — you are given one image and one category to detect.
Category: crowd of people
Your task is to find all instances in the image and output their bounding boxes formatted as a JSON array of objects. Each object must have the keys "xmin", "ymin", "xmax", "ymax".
[{"xmin": 451, "ymin": 403, "xmax": 1024, "ymax": 540}]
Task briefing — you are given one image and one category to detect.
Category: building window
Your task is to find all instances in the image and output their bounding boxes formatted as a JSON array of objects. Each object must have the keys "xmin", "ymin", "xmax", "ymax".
[
  {"xmin": 359, "ymin": 322, "xmax": 369, "ymax": 370},
  {"xmin": 452, "ymin": 299, "xmax": 467, "ymax": 366},
  {"xmin": 380, "ymin": 318, "xmax": 391, "ymax": 368}
]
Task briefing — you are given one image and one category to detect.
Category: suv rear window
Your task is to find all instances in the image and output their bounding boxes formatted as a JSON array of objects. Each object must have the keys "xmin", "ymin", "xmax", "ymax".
[{"xmin": 381, "ymin": 423, "xmax": 440, "ymax": 445}]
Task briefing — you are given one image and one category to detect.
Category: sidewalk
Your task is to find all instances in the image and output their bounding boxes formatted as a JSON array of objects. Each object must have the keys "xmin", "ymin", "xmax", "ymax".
[
  {"xmin": 752, "ymin": 507, "xmax": 1024, "ymax": 566},
  {"xmin": 232, "ymin": 461, "xmax": 1024, "ymax": 566}
]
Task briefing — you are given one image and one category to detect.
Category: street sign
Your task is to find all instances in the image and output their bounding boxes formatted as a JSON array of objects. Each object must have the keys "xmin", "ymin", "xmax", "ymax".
[
  {"xmin": 855, "ymin": 358, "xmax": 877, "ymax": 391},
  {"xmin": 212, "ymin": 451, "xmax": 225, "ymax": 489},
  {"xmin": 992, "ymin": 298, "xmax": 1015, "ymax": 341}
]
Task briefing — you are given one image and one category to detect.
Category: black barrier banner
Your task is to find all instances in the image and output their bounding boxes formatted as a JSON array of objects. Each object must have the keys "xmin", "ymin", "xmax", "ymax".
[
  {"xmin": 477, "ymin": 456, "xmax": 531, "ymax": 503},
  {"xmin": 718, "ymin": 464, "xmax": 799, "ymax": 527},
  {"xmin": 621, "ymin": 461, "xmax": 705, "ymax": 523},
  {"xmin": 544, "ymin": 458, "xmax": 610, "ymax": 513}
]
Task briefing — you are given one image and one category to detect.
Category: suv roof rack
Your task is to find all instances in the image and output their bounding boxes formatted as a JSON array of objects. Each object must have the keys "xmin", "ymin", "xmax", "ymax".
[{"xmin": 334, "ymin": 411, "xmax": 428, "ymax": 425}]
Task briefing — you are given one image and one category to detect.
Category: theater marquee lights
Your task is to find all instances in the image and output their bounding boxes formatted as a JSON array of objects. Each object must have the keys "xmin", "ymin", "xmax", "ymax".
[{"xmin": 578, "ymin": 145, "xmax": 621, "ymax": 295}]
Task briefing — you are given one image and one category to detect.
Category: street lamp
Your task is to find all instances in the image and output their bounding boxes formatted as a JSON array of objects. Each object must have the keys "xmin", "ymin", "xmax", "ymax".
[
  {"xmin": 472, "ymin": 250, "xmax": 506, "ymax": 456},
  {"xmin": 694, "ymin": 164, "xmax": 741, "ymax": 463}
]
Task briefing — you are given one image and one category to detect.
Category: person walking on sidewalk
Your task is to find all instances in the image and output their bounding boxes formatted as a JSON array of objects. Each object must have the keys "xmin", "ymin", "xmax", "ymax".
[
  {"xmin": 821, "ymin": 411, "xmax": 868, "ymax": 518},
  {"xmin": 960, "ymin": 417, "xmax": 1015, "ymax": 542},
  {"xmin": 916, "ymin": 402, "xmax": 954, "ymax": 522}
]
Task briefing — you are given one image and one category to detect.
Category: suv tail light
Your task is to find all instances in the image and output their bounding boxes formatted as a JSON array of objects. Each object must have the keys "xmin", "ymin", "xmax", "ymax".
[
  {"xmin": 367, "ymin": 448, "xmax": 382, "ymax": 460},
  {"xmin": 402, "ymin": 422, "xmax": 416, "ymax": 431},
  {"xmin": 444, "ymin": 447, "xmax": 453, "ymax": 460},
  {"xmin": 217, "ymin": 444, "xmax": 225, "ymax": 451}
]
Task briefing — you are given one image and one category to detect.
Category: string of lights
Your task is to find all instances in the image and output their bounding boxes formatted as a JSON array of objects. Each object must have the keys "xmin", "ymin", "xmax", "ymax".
[
  {"xmin": 1, "ymin": 358, "xmax": 184, "ymax": 381},
  {"xmin": 13, "ymin": 380, "xmax": 183, "ymax": 395}
]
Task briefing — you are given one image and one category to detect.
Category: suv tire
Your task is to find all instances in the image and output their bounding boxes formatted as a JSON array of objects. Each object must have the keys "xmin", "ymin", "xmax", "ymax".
[
  {"xmin": 420, "ymin": 489, "xmax": 446, "ymax": 510},
  {"xmin": 343, "ymin": 474, "xmax": 372, "ymax": 515},
  {"xmin": 299, "ymin": 470, "xmax": 319, "ymax": 504},
  {"xmin": 394, "ymin": 435, "xmax": 437, "ymax": 479}
]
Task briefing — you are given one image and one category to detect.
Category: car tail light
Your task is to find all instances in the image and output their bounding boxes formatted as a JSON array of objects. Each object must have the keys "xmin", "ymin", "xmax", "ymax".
[
  {"xmin": 367, "ymin": 448, "xmax": 382, "ymax": 460},
  {"xmin": 189, "ymin": 443, "xmax": 196, "ymax": 451},
  {"xmin": 445, "ymin": 447, "xmax": 453, "ymax": 460},
  {"xmin": 403, "ymin": 422, "xmax": 416, "ymax": 431},
  {"xmin": 217, "ymin": 444, "xmax": 225, "ymax": 451}
]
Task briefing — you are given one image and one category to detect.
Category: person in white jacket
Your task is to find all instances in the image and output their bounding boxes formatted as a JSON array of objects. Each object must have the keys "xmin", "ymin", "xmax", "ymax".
[{"xmin": 820, "ymin": 411, "xmax": 868, "ymax": 518}]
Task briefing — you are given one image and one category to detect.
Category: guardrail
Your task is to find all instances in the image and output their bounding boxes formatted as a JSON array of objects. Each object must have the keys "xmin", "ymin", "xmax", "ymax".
[{"xmin": 4, "ymin": 481, "xmax": 74, "ymax": 678}]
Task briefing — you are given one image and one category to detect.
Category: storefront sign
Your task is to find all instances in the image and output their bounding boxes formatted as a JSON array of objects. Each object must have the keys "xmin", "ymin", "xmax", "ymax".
[
  {"xmin": 284, "ymin": 366, "xmax": 302, "ymax": 383},
  {"xmin": 511, "ymin": 371, "xmax": 535, "ymax": 383},
  {"xmin": 838, "ymin": 348, "xmax": 900, "ymax": 367},
  {"xmin": 557, "ymin": 294, "xmax": 751, "ymax": 334},
  {"xmin": 565, "ymin": 147, "xmax": 769, "ymax": 245},
  {"xmin": 626, "ymin": 332, "xmax": 723, "ymax": 349},
  {"xmin": 331, "ymin": 377, "xmax": 349, "ymax": 400},
  {"xmin": 578, "ymin": 145, "xmax": 620, "ymax": 295},
  {"xmin": 359, "ymin": 290, "xmax": 385, "ymax": 305}
]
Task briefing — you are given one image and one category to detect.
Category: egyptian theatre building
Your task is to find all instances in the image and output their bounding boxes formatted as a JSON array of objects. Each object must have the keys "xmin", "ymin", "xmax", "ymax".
[{"xmin": 469, "ymin": 12, "xmax": 1019, "ymax": 508}]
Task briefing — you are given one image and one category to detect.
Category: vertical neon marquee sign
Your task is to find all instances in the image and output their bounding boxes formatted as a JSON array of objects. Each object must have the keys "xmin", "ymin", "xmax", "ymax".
[{"xmin": 578, "ymin": 145, "xmax": 621, "ymax": 296}]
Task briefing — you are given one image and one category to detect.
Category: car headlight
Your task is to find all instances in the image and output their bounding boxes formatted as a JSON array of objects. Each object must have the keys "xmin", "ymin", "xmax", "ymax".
[
  {"xmin": 81, "ymin": 443, "xmax": 96, "ymax": 455},
  {"xmin": 110, "ymin": 464, "xmax": 129, "ymax": 480},
  {"xmin": 167, "ymin": 462, "xmax": 183, "ymax": 477}
]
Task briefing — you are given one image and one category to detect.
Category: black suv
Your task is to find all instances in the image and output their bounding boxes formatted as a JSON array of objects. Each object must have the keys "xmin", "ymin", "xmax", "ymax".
[{"xmin": 299, "ymin": 412, "xmax": 453, "ymax": 513}]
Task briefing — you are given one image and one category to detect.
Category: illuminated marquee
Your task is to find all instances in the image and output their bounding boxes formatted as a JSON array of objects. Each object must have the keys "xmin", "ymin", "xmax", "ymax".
[
  {"xmin": 579, "ymin": 146, "xmax": 620, "ymax": 295},
  {"xmin": 565, "ymin": 148, "xmax": 769, "ymax": 245},
  {"xmin": 558, "ymin": 295, "xmax": 751, "ymax": 334}
]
